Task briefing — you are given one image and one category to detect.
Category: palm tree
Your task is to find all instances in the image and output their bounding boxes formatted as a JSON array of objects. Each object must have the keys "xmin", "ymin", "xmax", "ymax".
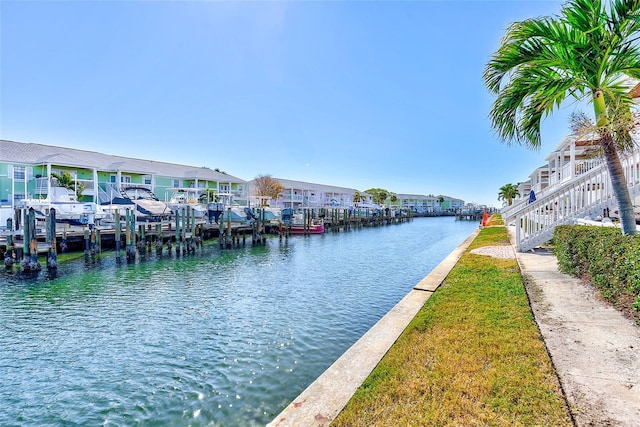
[
  {"xmin": 484, "ymin": 0, "xmax": 640, "ymax": 234},
  {"xmin": 52, "ymin": 171, "xmax": 85, "ymax": 200},
  {"xmin": 498, "ymin": 183, "xmax": 520, "ymax": 206},
  {"xmin": 352, "ymin": 190, "xmax": 366, "ymax": 205}
]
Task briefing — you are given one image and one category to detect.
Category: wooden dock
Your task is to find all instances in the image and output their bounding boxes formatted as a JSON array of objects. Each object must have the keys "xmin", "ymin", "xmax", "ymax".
[
  {"xmin": 0, "ymin": 206, "xmax": 415, "ymax": 273},
  {"xmin": 455, "ymin": 210, "xmax": 484, "ymax": 221}
]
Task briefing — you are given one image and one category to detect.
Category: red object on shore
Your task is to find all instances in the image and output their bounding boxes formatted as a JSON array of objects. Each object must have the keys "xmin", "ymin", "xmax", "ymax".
[{"xmin": 481, "ymin": 211, "xmax": 489, "ymax": 226}]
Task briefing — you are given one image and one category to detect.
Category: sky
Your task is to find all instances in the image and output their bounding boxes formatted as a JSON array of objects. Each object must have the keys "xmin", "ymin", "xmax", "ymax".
[{"xmin": 1, "ymin": 0, "xmax": 578, "ymax": 208}]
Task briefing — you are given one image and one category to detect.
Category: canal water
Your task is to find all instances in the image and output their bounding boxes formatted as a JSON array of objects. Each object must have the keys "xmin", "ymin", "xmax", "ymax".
[{"xmin": 0, "ymin": 217, "xmax": 478, "ymax": 426}]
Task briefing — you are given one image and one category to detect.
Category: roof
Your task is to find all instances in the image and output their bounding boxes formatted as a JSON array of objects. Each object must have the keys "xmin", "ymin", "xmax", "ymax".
[
  {"xmin": 269, "ymin": 177, "xmax": 357, "ymax": 194},
  {"xmin": 0, "ymin": 139, "xmax": 246, "ymax": 184},
  {"xmin": 396, "ymin": 193, "xmax": 438, "ymax": 199}
]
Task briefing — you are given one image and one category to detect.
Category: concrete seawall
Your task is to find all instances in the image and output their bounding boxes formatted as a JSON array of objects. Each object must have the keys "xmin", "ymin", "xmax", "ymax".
[{"xmin": 268, "ymin": 228, "xmax": 480, "ymax": 427}]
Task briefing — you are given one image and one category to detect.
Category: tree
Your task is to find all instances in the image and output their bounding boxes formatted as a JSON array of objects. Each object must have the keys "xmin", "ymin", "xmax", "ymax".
[
  {"xmin": 498, "ymin": 183, "xmax": 521, "ymax": 206},
  {"xmin": 484, "ymin": 0, "xmax": 640, "ymax": 235},
  {"xmin": 51, "ymin": 171, "xmax": 84, "ymax": 200},
  {"xmin": 251, "ymin": 175, "xmax": 284, "ymax": 205},
  {"xmin": 353, "ymin": 190, "xmax": 366, "ymax": 204},
  {"xmin": 365, "ymin": 188, "xmax": 390, "ymax": 205}
]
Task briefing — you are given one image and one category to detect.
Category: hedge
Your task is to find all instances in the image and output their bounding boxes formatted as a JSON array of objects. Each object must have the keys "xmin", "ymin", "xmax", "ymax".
[{"xmin": 553, "ymin": 225, "xmax": 640, "ymax": 316}]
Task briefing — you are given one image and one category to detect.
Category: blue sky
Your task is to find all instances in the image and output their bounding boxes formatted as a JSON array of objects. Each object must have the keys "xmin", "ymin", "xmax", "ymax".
[{"xmin": 1, "ymin": 0, "xmax": 574, "ymax": 207}]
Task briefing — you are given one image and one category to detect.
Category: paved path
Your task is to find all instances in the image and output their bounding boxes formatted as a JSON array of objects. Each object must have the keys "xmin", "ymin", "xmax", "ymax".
[{"xmin": 508, "ymin": 227, "xmax": 640, "ymax": 427}]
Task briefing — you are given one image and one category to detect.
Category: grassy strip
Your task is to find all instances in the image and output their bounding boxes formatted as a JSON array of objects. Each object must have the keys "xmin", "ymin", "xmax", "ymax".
[{"xmin": 331, "ymin": 225, "xmax": 572, "ymax": 426}]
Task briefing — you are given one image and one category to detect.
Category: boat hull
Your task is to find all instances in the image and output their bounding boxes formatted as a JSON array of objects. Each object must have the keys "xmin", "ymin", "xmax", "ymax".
[{"xmin": 282, "ymin": 224, "xmax": 324, "ymax": 234}]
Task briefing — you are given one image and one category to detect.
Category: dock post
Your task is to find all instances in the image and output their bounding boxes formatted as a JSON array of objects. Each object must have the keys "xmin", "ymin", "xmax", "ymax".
[
  {"xmin": 186, "ymin": 206, "xmax": 192, "ymax": 253},
  {"xmin": 176, "ymin": 212, "xmax": 180, "ymax": 255},
  {"xmin": 218, "ymin": 211, "xmax": 223, "ymax": 249},
  {"xmin": 190, "ymin": 207, "xmax": 197, "ymax": 252},
  {"xmin": 4, "ymin": 217, "xmax": 14, "ymax": 269},
  {"xmin": 90, "ymin": 226, "xmax": 97, "ymax": 258},
  {"xmin": 156, "ymin": 223, "xmax": 163, "ymax": 254},
  {"xmin": 181, "ymin": 208, "xmax": 187, "ymax": 254},
  {"xmin": 115, "ymin": 209, "xmax": 121, "ymax": 263},
  {"xmin": 46, "ymin": 208, "xmax": 57, "ymax": 269},
  {"xmin": 22, "ymin": 208, "xmax": 30, "ymax": 264},
  {"xmin": 227, "ymin": 208, "xmax": 232, "ymax": 248},
  {"xmin": 183, "ymin": 207, "xmax": 189, "ymax": 254},
  {"xmin": 303, "ymin": 209, "xmax": 308, "ymax": 236},
  {"xmin": 131, "ymin": 209, "xmax": 137, "ymax": 260},
  {"xmin": 29, "ymin": 208, "xmax": 39, "ymax": 270},
  {"xmin": 84, "ymin": 228, "xmax": 90, "ymax": 261},
  {"xmin": 94, "ymin": 227, "xmax": 101, "ymax": 255},
  {"xmin": 125, "ymin": 208, "xmax": 136, "ymax": 262},
  {"xmin": 252, "ymin": 220, "xmax": 256, "ymax": 245},
  {"xmin": 226, "ymin": 208, "xmax": 232, "ymax": 249},
  {"xmin": 125, "ymin": 209, "xmax": 131, "ymax": 260},
  {"xmin": 174, "ymin": 209, "xmax": 181, "ymax": 255},
  {"xmin": 21, "ymin": 208, "xmax": 41, "ymax": 271},
  {"xmin": 136, "ymin": 224, "xmax": 144, "ymax": 254},
  {"xmin": 258, "ymin": 208, "xmax": 265, "ymax": 244}
]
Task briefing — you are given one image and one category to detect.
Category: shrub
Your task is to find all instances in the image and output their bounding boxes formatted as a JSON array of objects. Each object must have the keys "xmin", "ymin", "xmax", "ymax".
[{"xmin": 553, "ymin": 225, "xmax": 640, "ymax": 311}]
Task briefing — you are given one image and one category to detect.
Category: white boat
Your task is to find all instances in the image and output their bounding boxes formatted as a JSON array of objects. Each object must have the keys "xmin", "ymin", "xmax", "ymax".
[
  {"xmin": 16, "ymin": 186, "xmax": 105, "ymax": 225},
  {"xmin": 248, "ymin": 196, "xmax": 282, "ymax": 224},
  {"xmin": 208, "ymin": 193, "xmax": 254, "ymax": 224},
  {"xmin": 99, "ymin": 184, "xmax": 172, "ymax": 222},
  {"xmin": 167, "ymin": 188, "xmax": 208, "ymax": 218}
]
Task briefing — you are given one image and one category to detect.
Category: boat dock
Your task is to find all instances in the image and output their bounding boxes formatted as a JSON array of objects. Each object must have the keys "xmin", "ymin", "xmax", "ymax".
[
  {"xmin": 455, "ymin": 209, "xmax": 484, "ymax": 221},
  {"xmin": 1, "ymin": 206, "xmax": 414, "ymax": 273}
]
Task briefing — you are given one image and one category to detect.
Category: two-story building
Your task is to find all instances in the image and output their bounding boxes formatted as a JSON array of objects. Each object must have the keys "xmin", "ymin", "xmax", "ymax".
[
  {"xmin": 259, "ymin": 178, "xmax": 357, "ymax": 209},
  {"xmin": 0, "ymin": 140, "xmax": 248, "ymax": 223}
]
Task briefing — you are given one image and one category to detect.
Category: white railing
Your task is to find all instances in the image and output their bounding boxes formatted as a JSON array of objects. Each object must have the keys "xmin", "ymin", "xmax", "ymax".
[
  {"xmin": 501, "ymin": 197, "xmax": 529, "ymax": 223},
  {"xmin": 509, "ymin": 147, "xmax": 640, "ymax": 252}
]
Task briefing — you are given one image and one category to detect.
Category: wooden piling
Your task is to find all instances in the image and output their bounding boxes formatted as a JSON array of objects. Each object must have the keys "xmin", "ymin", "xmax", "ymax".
[
  {"xmin": 126, "ymin": 208, "xmax": 136, "ymax": 261},
  {"xmin": 156, "ymin": 223, "xmax": 163, "ymax": 254},
  {"xmin": 44, "ymin": 208, "xmax": 57, "ymax": 269},
  {"xmin": 84, "ymin": 228, "xmax": 90, "ymax": 260},
  {"xmin": 115, "ymin": 209, "xmax": 121, "ymax": 262}
]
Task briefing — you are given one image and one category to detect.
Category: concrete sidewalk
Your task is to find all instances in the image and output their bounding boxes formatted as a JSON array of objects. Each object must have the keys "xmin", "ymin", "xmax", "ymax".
[{"xmin": 508, "ymin": 227, "xmax": 640, "ymax": 426}]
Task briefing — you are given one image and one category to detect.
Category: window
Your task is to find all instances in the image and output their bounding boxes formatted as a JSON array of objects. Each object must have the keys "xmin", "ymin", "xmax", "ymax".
[
  {"xmin": 13, "ymin": 166, "xmax": 25, "ymax": 180},
  {"xmin": 173, "ymin": 179, "xmax": 180, "ymax": 188},
  {"xmin": 110, "ymin": 175, "xmax": 117, "ymax": 183},
  {"xmin": 122, "ymin": 176, "xmax": 131, "ymax": 183},
  {"xmin": 144, "ymin": 177, "xmax": 152, "ymax": 185}
]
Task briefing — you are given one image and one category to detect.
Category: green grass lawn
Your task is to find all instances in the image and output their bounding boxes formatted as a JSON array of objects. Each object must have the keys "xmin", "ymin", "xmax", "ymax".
[{"xmin": 331, "ymin": 225, "xmax": 572, "ymax": 427}]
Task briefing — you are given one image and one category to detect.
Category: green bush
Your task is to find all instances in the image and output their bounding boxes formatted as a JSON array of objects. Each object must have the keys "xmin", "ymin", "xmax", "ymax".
[{"xmin": 553, "ymin": 225, "xmax": 640, "ymax": 304}]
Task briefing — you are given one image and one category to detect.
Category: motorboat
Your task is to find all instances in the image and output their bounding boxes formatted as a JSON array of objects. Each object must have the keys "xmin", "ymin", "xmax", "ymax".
[
  {"xmin": 99, "ymin": 184, "xmax": 172, "ymax": 222},
  {"xmin": 247, "ymin": 196, "xmax": 282, "ymax": 225},
  {"xmin": 280, "ymin": 208, "xmax": 324, "ymax": 234},
  {"xmin": 209, "ymin": 193, "xmax": 254, "ymax": 225},
  {"xmin": 16, "ymin": 186, "xmax": 105, "ymax": 226},
  {"xmin": 167, "ymin": 187, "xmax": 207, "ymax": 218}
]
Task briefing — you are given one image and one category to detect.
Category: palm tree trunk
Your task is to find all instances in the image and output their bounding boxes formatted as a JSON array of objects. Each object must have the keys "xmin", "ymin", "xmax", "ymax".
[{"xmin": 601, "ymin": 134, "xmax": 636, "ymax": 235}]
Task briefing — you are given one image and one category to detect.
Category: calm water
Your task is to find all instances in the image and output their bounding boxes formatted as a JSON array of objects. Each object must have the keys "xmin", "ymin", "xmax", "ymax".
[{"xmin": 0, "ymin": 217, "xmax": 478, "ymax": 426}]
